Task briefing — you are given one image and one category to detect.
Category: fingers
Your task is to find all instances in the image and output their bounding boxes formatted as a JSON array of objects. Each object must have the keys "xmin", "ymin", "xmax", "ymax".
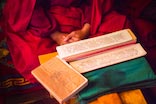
[
  {"xmin": 64, "ymin": 31, "xmax": 81, "ymax": 43},
  {"xmin": 63, "ymin": 32, "xmax": 75, "ymax": 42},
  {"xmin": 57, "ymin": 35, "xmax": 68, "ymax": 45}
]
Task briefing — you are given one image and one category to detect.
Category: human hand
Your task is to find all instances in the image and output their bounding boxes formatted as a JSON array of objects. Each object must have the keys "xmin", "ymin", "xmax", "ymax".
[
  {"xmin": 50, "ymin": 31, "xmax": 69, "ymax": 45},
  {"xmin": 63, "ymin": 30, "xmax": 86, "ymax": 43},
  {"xmin": 50, "ymin": 23, "xmax": 90, "ymax": 45},
  {"xmin": 64, "ymin": 23, "xmax": 90, "ymax": 43}
]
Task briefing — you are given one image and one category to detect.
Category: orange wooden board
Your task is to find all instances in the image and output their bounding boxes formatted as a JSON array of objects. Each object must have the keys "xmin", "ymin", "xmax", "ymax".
[
  {"xmin": 119, "ymin": 89, "xmax": 147, "ymax": 104},
  {"xmin": 96, "ymin": 93, "xmax": 122, "ymax": 104},
  {"xmin": 88, "ymin": 89, "xmax": 147, "ymax": 104}
]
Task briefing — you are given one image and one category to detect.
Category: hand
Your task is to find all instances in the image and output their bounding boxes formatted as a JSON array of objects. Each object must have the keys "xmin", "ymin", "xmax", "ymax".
[
  {"xmin": 64, "ymin": 23, "xmax": 90, "ymax": 43},
  {"xmin": 63, "ymin": 30, "xmax": 85, "ymax": 43},
  {"xmin": 50, "ymin": 31, "xmax": 69, "ymax": 45}
]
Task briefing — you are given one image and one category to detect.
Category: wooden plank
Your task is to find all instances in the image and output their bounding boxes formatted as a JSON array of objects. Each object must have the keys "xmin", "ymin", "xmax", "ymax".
[
  {"xmin": 88, "ymin": 93, "xmax": 122, "ymax": 104},
  {"xmin": 31, "ymin": 56, "xmax": 88, "ymax": 104},
  {"xmin": 70, "ymin": 43, "xmax": 146, "ymax": 73},
  {"xmin": 88, "ymin": 90, "xmax": 147, "ymax": 104},
  {"xmin": 97, "ymin": 93, "xmax": 122, "ymax": 104},
  {"xmin": 119, "ymin": 89, "xmax": 147, "ymax": 104},
  {"xmin": 56, "ymin": 29, "xmax": 136, "ymax": 61}
]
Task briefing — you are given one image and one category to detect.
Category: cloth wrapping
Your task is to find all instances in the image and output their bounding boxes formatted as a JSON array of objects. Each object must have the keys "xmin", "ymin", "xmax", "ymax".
[{"xmin": 78, "ymin": 57, "xmax": 156, "ymax": 104}]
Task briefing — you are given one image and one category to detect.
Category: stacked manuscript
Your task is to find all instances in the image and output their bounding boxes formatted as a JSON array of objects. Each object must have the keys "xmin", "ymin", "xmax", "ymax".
[
  {"xmin": 56, "ymin": 29, "xmax": 146, "ymax": 73},
  {"xmin": 32, "ymin": 29, "xmax": 154, "ymax": 104},
  {"xmin": 56, "ymin": 29, "xmax": 137, "ymax": 62},
  {"xmin": 32, "ymin": 56, "xmax": 88, "ymax": 104}
]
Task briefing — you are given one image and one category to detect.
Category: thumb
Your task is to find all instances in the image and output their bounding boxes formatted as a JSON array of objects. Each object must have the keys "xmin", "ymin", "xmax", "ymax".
[{"xmin": 63, "ymin": 32, "xmax": 74, "ymax": 41}]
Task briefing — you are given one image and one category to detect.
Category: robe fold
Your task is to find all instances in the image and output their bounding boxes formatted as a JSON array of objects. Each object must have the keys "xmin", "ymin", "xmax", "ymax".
[
  {"xmin": 89, "ymin": 0, "xmax": 131, "ymax": 37},
  {"xmin": 2, "ymin": 0, "xmax": 91, "ymax": 83},
  {"xmin": 1, "ymin": 0, "xmax": 132, "ymax": 83}
]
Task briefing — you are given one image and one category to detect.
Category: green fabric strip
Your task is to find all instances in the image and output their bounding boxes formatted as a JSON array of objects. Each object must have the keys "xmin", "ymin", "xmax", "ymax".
[{"xmin": 78, "ymin": 57, "xmax": 156, "ymax": 103}]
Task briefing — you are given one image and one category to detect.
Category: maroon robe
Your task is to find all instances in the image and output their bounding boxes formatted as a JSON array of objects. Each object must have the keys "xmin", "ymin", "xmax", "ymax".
[
  {"xmin": 2, "ymin": 0, "xmax": 91, "ymax": 83},
  {"xmin": 89, "ymin": 0, "xmax": 132, "ymax": 37},
  {"xmin": 1, "ymin": 0, "xmax": 132, "ymax": 83}
]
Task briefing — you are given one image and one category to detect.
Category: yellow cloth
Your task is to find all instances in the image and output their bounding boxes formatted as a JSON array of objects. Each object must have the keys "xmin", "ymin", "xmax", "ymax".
[
  {"xmin": 0, "ymin": 48, "xmax": 9, "ymax": 59},
  {"xmin": 38, "ymin": 52, "xmax": 58, "ymax": 64}
]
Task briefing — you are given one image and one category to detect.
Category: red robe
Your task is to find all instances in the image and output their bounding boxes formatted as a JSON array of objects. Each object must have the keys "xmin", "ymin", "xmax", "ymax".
[
  {"xmin": 2, "ymin": 0, "xmax": 91, "ymax": 83},
  {"xmin": 2, "ymin": 0, "xmax": 131, "ymax": 83},
  {"xmin": 89, "ymin": 0, "xmax": 131, "ymax": 37}
]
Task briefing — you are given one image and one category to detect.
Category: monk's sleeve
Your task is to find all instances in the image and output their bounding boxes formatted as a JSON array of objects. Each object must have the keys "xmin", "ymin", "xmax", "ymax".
[
  {"xmin": 3, "ymin": 0, "xmax": 58, "ymax": 37},
  {"xmin": 29, "ymin": 1, "xmax": 59, "ymax": 37},
  {"xmin": 2, "ymin": 0, "xmax": 58, "ymax": 83},
  {"xmin": 2, "ymin": 0, "xmax": 36, "ymax": 34},
  {"xmin": 90, "ymin": 0, "xmax": 113, "ymax": 35},
  {"xmin": 81, "ymin": 0, "xmax": 91, "ymax": 26}
]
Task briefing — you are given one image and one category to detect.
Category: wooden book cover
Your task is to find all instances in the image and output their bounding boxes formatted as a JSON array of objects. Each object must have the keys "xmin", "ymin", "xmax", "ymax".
[
  {"xmin": 56, "ymin": 29, "xmax": 136, "ymax": 61},
  {"xmin": 119, "ymin": 89, "xmax": 147, "ymax": 104},
  {"xmin": 31, "ymin": 56, "xmax": 88, "ymax": 104},
  {"xmin": 89, "ymin": 93, "xmax": 122, "ymax": 104},
  {"xmin": 89, "ymin": 89, "xmax": 147, "ymax": 104},
  {"xmin": 69, "ymin": 43, "xmax": 147, "ymax": 73}
]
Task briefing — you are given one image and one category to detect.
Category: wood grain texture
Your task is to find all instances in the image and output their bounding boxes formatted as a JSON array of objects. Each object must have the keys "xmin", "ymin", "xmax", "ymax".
[
  {"xmin": 97, "ymin": 93, "xmax": 122, "ymax": 104},
  {"xmin": 88, "ymin": 93, "xmax": 122, "ymax": 104},
  {"xmin": 31, "ymin": 56, "xmax": 88, "ymax": 104},
  {"xmin": 119, "ymin": 89, "xmax": 147, "ymax": 104},
  {"xmin": 56, "ymin": 29, "xmax": 136, "ymax": 61},
  {"xmin": 88, "ymin": 89, "xmax": 147, "ymax": 104}
]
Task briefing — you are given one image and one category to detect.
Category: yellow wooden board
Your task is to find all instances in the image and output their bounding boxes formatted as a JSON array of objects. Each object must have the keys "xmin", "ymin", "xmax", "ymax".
[
  {"xmin": 88, "ymin": 89, "xmax": 147, "ymax": 104},
  {"xmin": 119, "ymin": 89, "xmax": 147, "ymax": 104}
]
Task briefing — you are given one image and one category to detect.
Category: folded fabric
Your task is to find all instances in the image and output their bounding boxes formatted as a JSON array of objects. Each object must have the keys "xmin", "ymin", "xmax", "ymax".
[{"xmin": 77, "ymin": 57, "xmax": 156, "ymax": 103}]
